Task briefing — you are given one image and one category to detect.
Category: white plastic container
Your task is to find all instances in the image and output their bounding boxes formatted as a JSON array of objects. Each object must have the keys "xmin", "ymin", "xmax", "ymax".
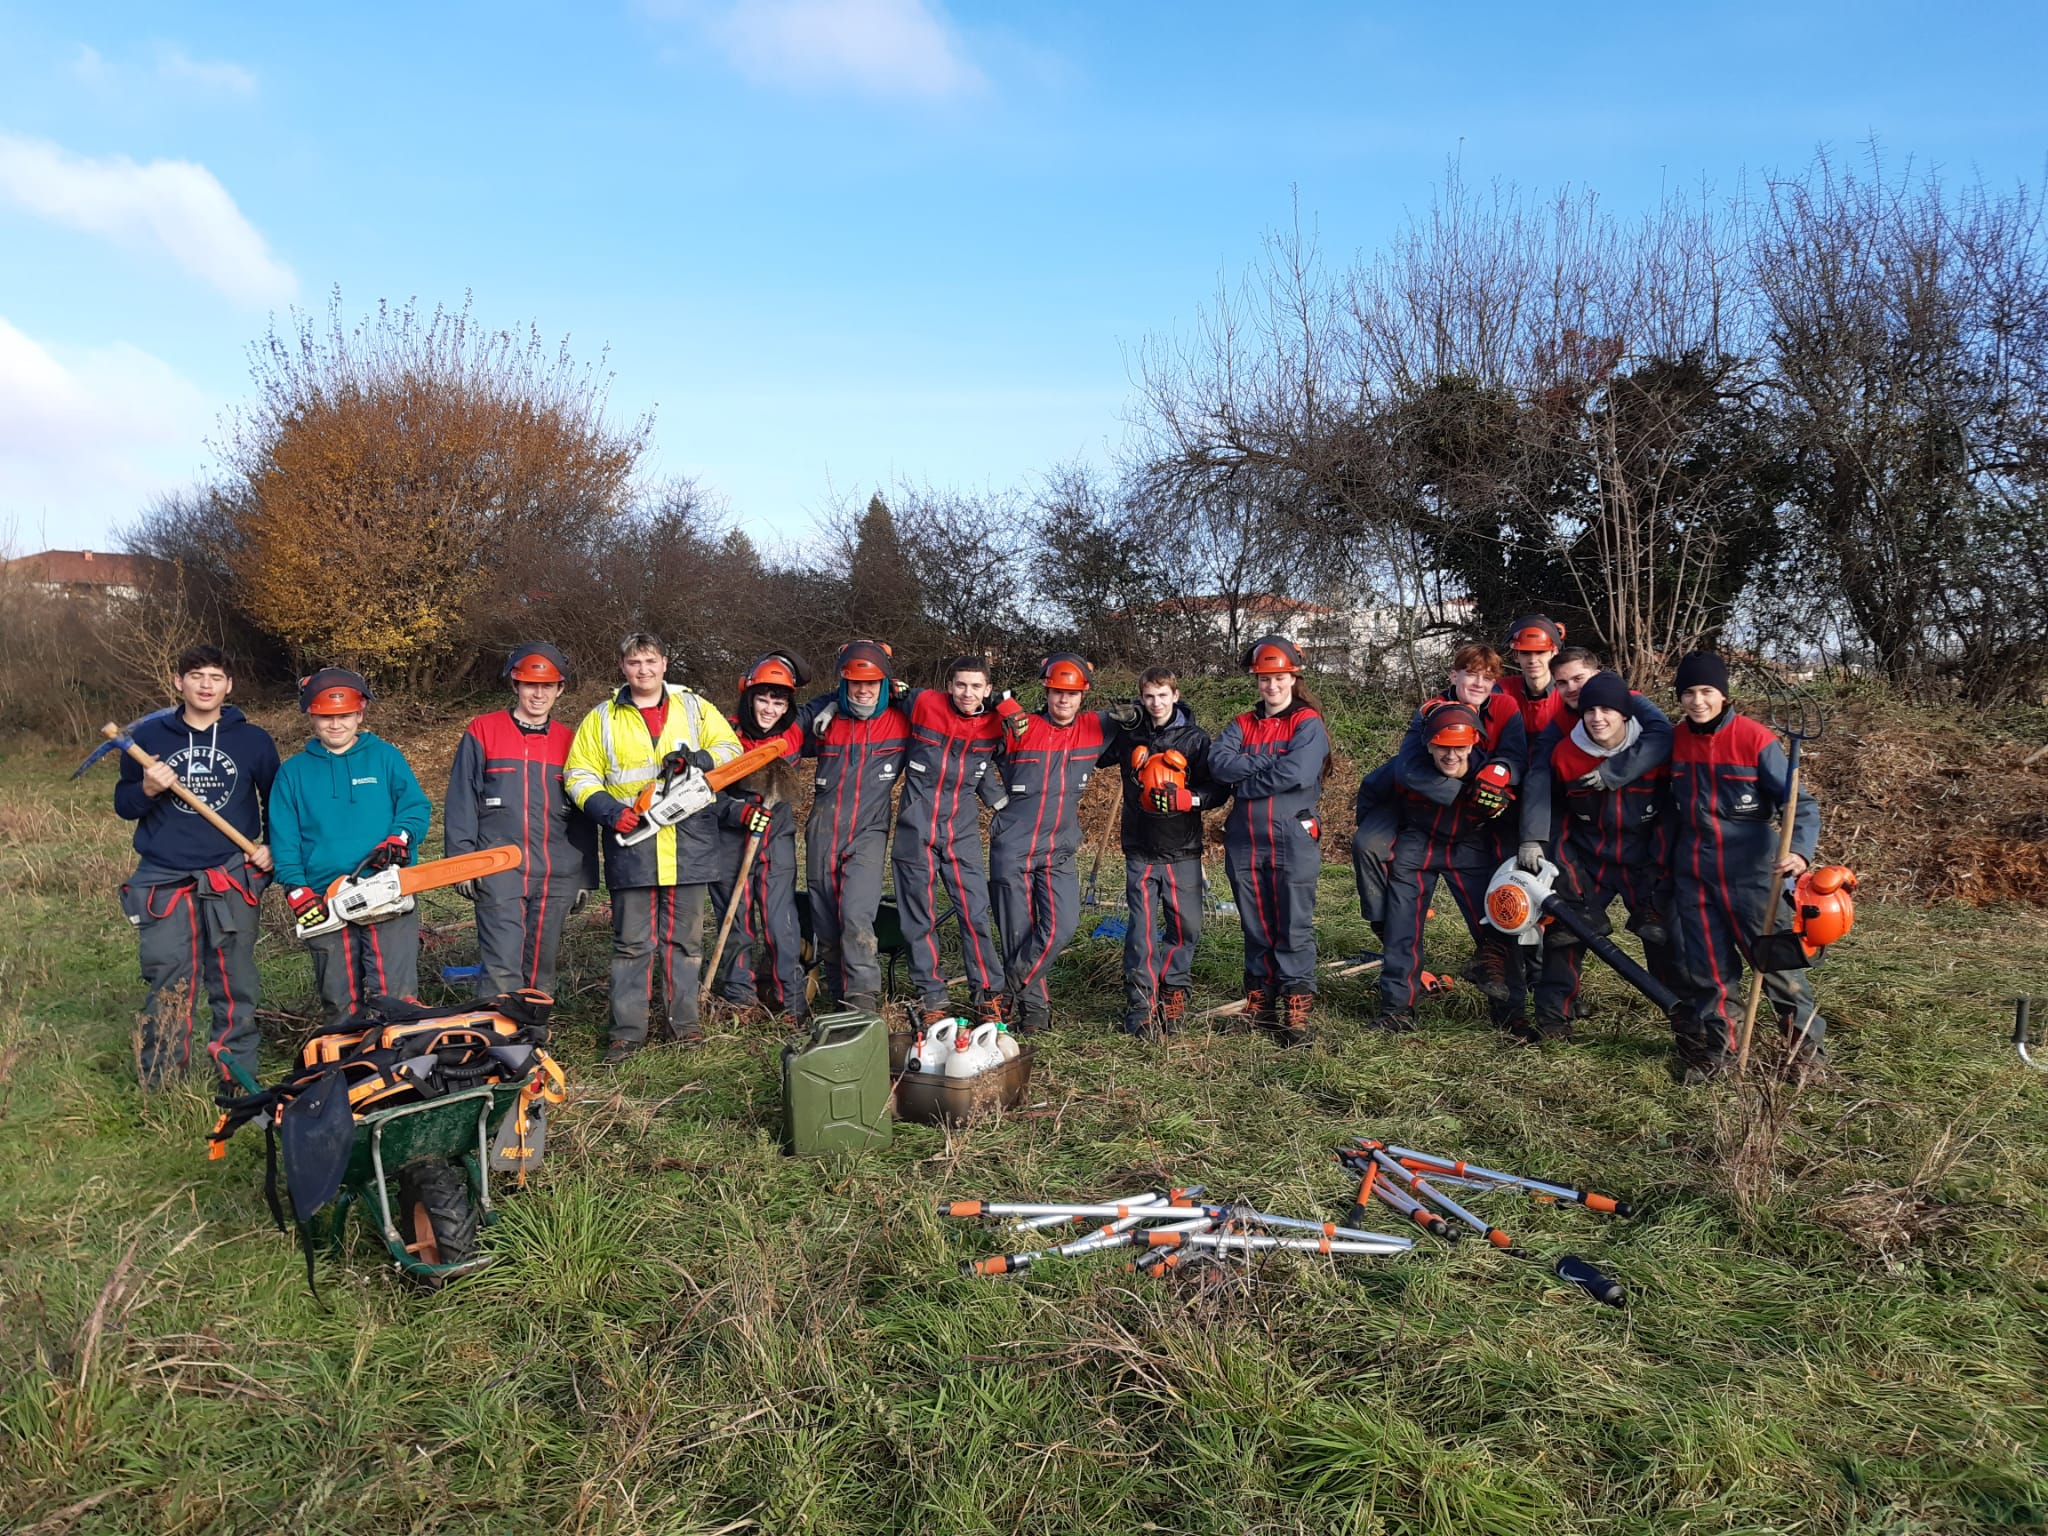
[{"xmin": 916, "ymin": 1019, "xmax": 959, "ymax": 1073}]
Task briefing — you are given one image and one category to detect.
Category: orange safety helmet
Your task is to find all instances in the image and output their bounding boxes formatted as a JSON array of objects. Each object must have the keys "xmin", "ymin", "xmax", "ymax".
[
  {"xmin": 299, "ymin": 666, "xmax": 372, "ymax": 716},
  {"xmin": 1422, "ymin": 699, "xmax": 1482, "ymax": 749},
  {"xmin": 1505, "ymin": 614, "xmax": 1565, "ymax": 654},
  {"xmin": 505, "ymin": 643, "xmax": 571, "ymax": 685},
  {"xmin": 1243, "ymin": 634, "xmax": 1305, "ymax": 675},
  {"xmin": 1041, "ymin": 653, "xmax": 1094, "ymax": 692},
  {"xmin": 739, "ymin": 651, "xmax": 809, "ymax": 694},
  {"xmin": 1792, "ymin": 866, "xmax": 1857, "ymax": 954},
  {"xmin": 836, "ymin": 640, "xmax": 893, "ymax": 683}
]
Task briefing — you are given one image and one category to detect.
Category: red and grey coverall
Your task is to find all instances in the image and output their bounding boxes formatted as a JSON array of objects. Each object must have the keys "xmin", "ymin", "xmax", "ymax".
[
  {"xmin": 988, "ymin": 709, "xmax": 1110, "ymax": 1030},
  {"xmin": 1669, "ymin": 709, "xmax": 1823, "ymax": 1063},
  {"xmin": 1501, "ymin": 673, "xmax": 1570, "ymax": 741},
  {"xmin": 1209, "ymin": 700, "xmax": 1330, "ymax": 998},
  {"xmin": 804, "ymin": 698, "xmax": 909, "ymax": 1009},
  {"xmin": 1373, "ymin": 702, "xmax": 1527, "ymax": 1023},
  {"xmin": 704, "ymin": 716, "xmax": 808, "ymax": 1019},
  {"xmin": 892, "ymin": 687, "xmax": 1007, "ymax": 1014},
  {"xmin": 1520, "ymin": 701, "xmax": 1676, "ymax": 1021},
  {"xmin": 445, "ymin": 710, "xmax": 599, "ymax": 999},
  {"xmin": 1101, "ymin": 701, "xmax": 1225, "ymax": 1032}
]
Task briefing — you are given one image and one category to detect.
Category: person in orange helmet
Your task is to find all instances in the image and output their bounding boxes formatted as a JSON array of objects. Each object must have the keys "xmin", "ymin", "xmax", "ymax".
[{"xmin": 445, "ymin": 643, "xmax": 598, "ymax": 999}]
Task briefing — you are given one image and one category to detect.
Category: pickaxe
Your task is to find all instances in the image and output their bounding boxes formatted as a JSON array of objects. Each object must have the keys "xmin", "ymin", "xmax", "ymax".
[{"xmin": 74, "ymin": 714, "xmax": 263, "ymax": 860}]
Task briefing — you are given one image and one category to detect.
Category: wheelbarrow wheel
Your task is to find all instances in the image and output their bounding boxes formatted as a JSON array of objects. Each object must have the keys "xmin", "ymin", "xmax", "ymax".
[{"xmin": 397, "ymin": 1158, "xmax": 478, "ymax": 1279}]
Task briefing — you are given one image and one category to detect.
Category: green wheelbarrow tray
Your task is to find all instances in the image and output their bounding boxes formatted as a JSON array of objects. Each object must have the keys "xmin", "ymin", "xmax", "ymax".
[{"xmin": 311, "ymin": 1081, "xmax": 524, "ymax": 1285}]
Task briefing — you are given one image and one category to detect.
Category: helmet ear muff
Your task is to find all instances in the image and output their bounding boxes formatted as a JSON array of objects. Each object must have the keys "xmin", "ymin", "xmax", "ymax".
[
  {"xmin": 1040, "ymin": 653, "xmax": 1094, "ymax": 691},
  {"xmin": 1242, "ymin": 634, "xmax": 1304, "ymax": 675}
]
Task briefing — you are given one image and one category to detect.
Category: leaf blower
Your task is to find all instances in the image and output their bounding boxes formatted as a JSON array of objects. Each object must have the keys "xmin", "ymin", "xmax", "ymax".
[{"xmin": 1482, "ymin": 855, "xmax": 1682, "ymax": 1016}]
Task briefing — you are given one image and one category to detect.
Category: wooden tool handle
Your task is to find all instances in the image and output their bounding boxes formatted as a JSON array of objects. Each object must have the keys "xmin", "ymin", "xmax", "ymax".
[
  {"xmin": 699, "ymin": 829, "xmax": 764, "ymax": 1006},
  {"xmin": 104, "ymin": 722, "xmax": 263, "ymax": 861}
]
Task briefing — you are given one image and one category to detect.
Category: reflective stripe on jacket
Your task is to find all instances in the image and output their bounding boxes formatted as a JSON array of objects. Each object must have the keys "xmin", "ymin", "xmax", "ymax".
[{"xmin": 564, "ymin": 684, "xmax": 743, "ymax": 888}]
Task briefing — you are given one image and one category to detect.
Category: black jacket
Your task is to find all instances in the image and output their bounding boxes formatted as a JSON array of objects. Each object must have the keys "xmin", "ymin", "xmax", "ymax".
[{"xmin": 1099, "ymin": 702, "xmax": 1227, "ymax": 862}]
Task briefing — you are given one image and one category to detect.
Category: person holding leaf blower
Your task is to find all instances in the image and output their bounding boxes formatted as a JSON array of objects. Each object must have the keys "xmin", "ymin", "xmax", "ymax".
[
  {"xmin": 270, "ymin": 668, "xmax": 432, "ymax": 1026},
  {"xmin": 703, "ymin": 651, "xmax": 812, "ymax": 1029},
  {"xmin": 1207, "ymin": 636, "xmax": 1331, "ymax": 1047},
  {"xmin": 892, "ymin": 654, "xmax": 1011, "ymax": 1030},
  {"xmin": 113, "ymin": 644, "xmax": 280, "ymax": 1087},
  {"xmin": 1102, "ymin": 665, "xmax": 1226, "ymax": 1040},
  {"xmin": 1516, "ymin": 670, "xmax": 1675, "ymax": 1042},
  {"xmin": 444, "ymin": 642, "xmax": 598, "ymax": 1000},
  {"xmin": 564, "ymin": 632, "xmax": 744, "ymax": 1064},
  {"xmin": 1665, "ymin": 652, "xmax": 1825, "ymax": 1083},
  {"xmin": 987, "ymin": 654, "xmax": 1137, "ymax": 1035}
]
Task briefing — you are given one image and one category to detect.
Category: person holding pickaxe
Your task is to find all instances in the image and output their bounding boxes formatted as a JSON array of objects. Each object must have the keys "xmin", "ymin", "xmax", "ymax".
[{"xmin": 98, "ymin": 645, "xmax": 279, "ymax": 1087}]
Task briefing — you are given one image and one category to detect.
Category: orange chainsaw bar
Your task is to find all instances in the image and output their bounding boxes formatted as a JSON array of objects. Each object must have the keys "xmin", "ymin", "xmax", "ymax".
[
  {"xmin": 631, "ymin": 737, "xmax": 791, "ymax": 814},
  {"xmin": 324, "ymin": 843, "xmax": 522, "ymax": 901}
]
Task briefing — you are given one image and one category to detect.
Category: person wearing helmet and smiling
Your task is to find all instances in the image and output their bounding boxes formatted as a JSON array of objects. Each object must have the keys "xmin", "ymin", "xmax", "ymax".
[
  {"xmin": 1207, "ymin": 635, "xmax": 1331, "ymax": 1046},
  {"xmin": 270, "ymin": 668, "xmax": 433, "ymax": 1025},
  {"xmin": 986, "ymin": 653, "xmax": 1137, "ymax": 1035},
  {"xmin": 445, "ymin": 643, "xmax": 599, "ymax": 1000}
]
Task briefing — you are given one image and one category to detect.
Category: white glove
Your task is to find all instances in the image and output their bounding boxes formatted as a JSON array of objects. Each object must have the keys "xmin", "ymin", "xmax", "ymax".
[{"xmin": 1517, "ymin": 841, "xmax": 1546, "ymax": 874}]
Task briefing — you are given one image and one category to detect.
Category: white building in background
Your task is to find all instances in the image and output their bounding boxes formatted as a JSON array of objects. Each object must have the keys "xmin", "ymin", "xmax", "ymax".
[
  {"xmin": 1143, "ymin": 591, "xmax": 1475, "ymax": 681},
  {"xmin": 1, "ymin": 549, "xmax": 166, "ymax": 602}
]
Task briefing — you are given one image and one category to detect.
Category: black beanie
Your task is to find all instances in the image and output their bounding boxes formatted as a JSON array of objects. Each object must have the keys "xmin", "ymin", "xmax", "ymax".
[
  {"xmin": 1673, "ymin": 652, "xmax": 1730, "ymax": 698},
  {"xmin": 1576, "ymin": 671, "xmax": 1636, "ymax": 719}
]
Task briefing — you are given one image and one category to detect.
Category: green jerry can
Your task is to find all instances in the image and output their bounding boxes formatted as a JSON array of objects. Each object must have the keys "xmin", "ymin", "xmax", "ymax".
[{"xmin": 781, "ymin": 1009, "xmax": 892, "ymax": 1157}]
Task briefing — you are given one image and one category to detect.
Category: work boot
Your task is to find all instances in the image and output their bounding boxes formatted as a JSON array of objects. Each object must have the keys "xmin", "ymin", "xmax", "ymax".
[
  {"xmin": 844, "ymin": 992, "xmax": 881, "ymax": 1016},
  {"xmin": 1674, "ymin": 1050, "xmax": 1730, "ymax": 1086},
  {"xmin": 920, "ymin": 1004, "xmax": 955, "ymax": 1029},
  {"xmin": 1236, "ymin": 986, "xmax": 1273, "ymax": 1033},
  {"xmin": 978, "ymin": 993, "xmax": 1011, "ymax": 1027},
  {"xmin": 1500, "ymin": 1014, "xmax": 1543, "ymax": 1046},
  {"xmin": 1533, "ymin": 1010, "xmax": 1574, "ymax": 1044},
  {"xmin": 1461, "ymin": 946, "xmax": 1515, "ymax": 1005},
  {"xmin": 600, "ymin": 1039, "xmax": 641, "ymax": 1068},
  {"xmin": 1013, "ymin": 1002, "xmax": 1052, "ymax": 1036},
  {"xmin": 1274, "ymin": 989, "xmax": 1315, "ymax": 1048},
  {"xmin": 1372, "ymin": 1007, "xmax": 1418, "ymax": 1034},
  {"xmin": 1119, "ymin": 1012, "xmax": 1161, "ymax": 1042},
  {"xmin": 778, "ymin": 1011, "xmax": 811, "ymax": 1037},
  {"xmin": 1158, "ymin": 987, "xmax": 1190, "ymax": 1034}
]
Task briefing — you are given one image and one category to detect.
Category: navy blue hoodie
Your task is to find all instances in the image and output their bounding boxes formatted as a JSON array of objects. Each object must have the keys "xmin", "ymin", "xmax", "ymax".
[{"xmin": 114, "ymin": 705, "xmax": 281, "ymax": 878}]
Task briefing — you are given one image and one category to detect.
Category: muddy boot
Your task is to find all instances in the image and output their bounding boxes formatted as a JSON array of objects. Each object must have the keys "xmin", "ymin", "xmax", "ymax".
[
  {"xmin": 1013, "ymin": 1001, "xmax": 1053, "ymax": 1036},
  {"xmin": 920, "ymin": 1004, "xmax": 956, "ymax": 1029},
  {"xmin": 1372, "ymin": 1006, "xmax": 1418, "ymax": 1034},
  {"xmin": 1461, "ymin": 945, "xmax": 1515, "ymax": 1005},
  {"xmin": 1273, "ymin": 988, "xmax": 1315, "ymax": 1048},
  {"xmin": 978, "ymin": 993, "xmax": 1012, "ymax": 1027},
  {"xmin": 1119, "ymin": 1010, "xmax": 1160, "ymax": 1041},
  {"xmin": 1158, "ymin": 987, "xmax": 1190, "ymax": 1035},
  {"xmin": 1533, "ymin": 1009, "xmax": 1575, "ymax": 1044},
  {"xmin": 1233, "ymin": 985, "xmax": 1273, "ymax": 1034},
  {"xmin": 600, "ymin": 1039, "xmax": 641, "ymax": 1068},
  {"xmin": 843, "ymin": 991, "xmax": 880, "ymax": 1016}
]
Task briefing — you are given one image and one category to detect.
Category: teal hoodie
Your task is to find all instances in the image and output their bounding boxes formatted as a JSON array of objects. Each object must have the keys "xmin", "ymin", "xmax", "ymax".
[{"xmin": 270, "ymin": 731, "xmax": 433, "ymax": 891}]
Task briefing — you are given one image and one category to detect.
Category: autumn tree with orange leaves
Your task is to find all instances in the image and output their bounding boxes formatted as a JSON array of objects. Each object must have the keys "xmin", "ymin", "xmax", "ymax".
[{"xmin": 222, "ymin": 294, "xmax": 649, "ymax": 688}]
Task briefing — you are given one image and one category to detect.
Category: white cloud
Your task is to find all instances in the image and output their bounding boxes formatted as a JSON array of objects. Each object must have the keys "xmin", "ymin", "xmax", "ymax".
[
  {"xmin": 156, "ymin": 46, "xmax": 259, "ymax": 98},
  {"xmin": 657, "ymin": 0, "xmax": 983, "ymax": 100},
  {"xmin": 71, "ymin": 44, "xmax": 108, "ymax": 85},
  {"xmin": 0, "ymin": 134, "xmax": 295, "ymax": 306},
  {"xmin": 0, "ymin": 316, "xmax": 213, "ymax": 542}
]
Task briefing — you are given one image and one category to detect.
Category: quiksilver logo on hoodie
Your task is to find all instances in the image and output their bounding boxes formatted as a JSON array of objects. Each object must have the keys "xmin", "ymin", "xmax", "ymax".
[{"xmin": 352, "ymin": 776, "xmax": 379, "ymax": 787}]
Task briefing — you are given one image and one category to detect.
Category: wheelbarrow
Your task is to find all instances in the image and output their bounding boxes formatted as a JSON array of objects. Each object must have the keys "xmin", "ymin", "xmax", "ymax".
[{"xmin": 216, "ymin": 1052, "xmax": 527, "ymax": 1287}]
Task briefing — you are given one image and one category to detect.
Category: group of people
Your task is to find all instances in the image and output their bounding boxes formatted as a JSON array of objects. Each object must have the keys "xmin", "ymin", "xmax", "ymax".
[{"xmin": 114, "ymin": 618, "xmax": 1827, "ymax": 1090}]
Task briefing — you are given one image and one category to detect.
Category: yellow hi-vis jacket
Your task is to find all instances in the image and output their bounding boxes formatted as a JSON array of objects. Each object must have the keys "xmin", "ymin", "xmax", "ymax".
[{"xmin": 564, "ymin": 683, "xmax": 743, "ymax": 888}]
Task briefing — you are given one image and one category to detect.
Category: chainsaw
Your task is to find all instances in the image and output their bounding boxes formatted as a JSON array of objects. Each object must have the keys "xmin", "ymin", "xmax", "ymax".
[
  {"xmin": 296, "ymin": 845, "xmax": 523, "ymax": 940},
  {"xmin": 1482, "ymin": 855, "xmax": 1683, "ymax": 1017},
  {"xmin": 617, "ymin": 738, "xmax": 790, "ymax": 846}
]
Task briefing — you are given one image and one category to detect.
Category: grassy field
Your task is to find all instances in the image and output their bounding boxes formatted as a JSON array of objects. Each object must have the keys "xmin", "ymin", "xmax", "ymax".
[{"xmin": 3, "ymin": 719, "xmax": 2047, "ymax": 1536}]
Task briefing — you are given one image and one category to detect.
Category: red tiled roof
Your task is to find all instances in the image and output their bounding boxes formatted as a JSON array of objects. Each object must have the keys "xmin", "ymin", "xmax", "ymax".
[
  {"xmin": 3, "ymin": 549, "xmax": 164, "ymax": 587},
  {"xmin": 1151, "ymin": 593, "xmax": 1334, "ymax": 616}
]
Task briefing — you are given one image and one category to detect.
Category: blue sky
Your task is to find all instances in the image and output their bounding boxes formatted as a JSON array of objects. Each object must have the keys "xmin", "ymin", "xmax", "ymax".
[{"xmin": 2, "ymin": 0, "xmax": 2043, "ymax": 554}]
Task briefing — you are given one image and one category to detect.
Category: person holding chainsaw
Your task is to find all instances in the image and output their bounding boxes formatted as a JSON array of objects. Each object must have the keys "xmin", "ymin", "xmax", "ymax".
[
  {"xmin": 1355, "ymin": 644, "xmax": 1528, "ymax": 999},
  {"xmin": 801, "ymin": 640, "xmax": 911, "ymax": 1016},
  {"xmin": 987, "ymin": 654, "xmax": 1137, "ymax": 1034},
  {"xmin": 445, "ymin": 643, "xmax": 599, "ymax": 1000},
  {"xmin": 270, "ymin": 668, "xmax": 433, "ymax": 1026},
  {"xmin": 892, "ymin": 654, "xmax": 1011, "ymax": 1031},
  {"xmin": 111, "ymin": 645, "xmax": 280, "ymax": 1087},
  {"xmin": 564, "ymin": 632, "xmax": 744, "ymax": 1064},
  {"xmin": 1372, "ymin": 695, "xmax": 1534, "ymax": 1037},
  {"xmin": 1101, "ymin": 666, "xmax": 1226, "ymax": 1039},
  {"xmin": 1208, "ymin": 635, "xmax": 1331, "ymax": 1046},
  {"xmin": 1516, "ymin": 670, "xmax": 1676, "ymax": 1041},
  {"xmin": 1666, "ymin": 652, "xmax": 1826, "ymax": 1082},
  {"xmin": 703, "ymin": 651, "xmax": 812, "ymax": 1029}
]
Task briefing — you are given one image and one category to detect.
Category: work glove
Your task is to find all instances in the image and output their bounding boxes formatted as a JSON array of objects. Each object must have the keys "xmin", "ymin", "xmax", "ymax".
[
  {"xmin": 663, "ymin": 747, "xmax": 715, "ymax": 777},
  {"xmin": 613, "ymin": 805, "xmax": 642, "ymax": 835},
  {"xmin": 1149, "ymin": 784, "xmax": 1195, "ymax": 814},
  {"xmin": 810, "ymin": 700, "xmax": 839, "ymax": 737},
  {"xmin": 1517, "ymin": 840, "xmax": 1546, "ymax": 874},
  {"xmin": 891, "ymin": 678, "xmax": 911, "ymax": 702},
  {"xmin": 1470, "ymin": 762, "xmax": 1514, "ymax": 819},
  {"xmin": 742, "ymin": 802, "xmax": 772, "ymax": 837},
  {"xmin": 455, "ymin": 879, "xmax": 479, "ymax": 902},
  {"xmin": 285, "ymin": 886, "xmax": 328, "ymax": 934},
  {"xmin": 571, "ymin": 888, "xmax": 589, "ymax": 915},
  {"xmin": 1129, "ymin": 745, "xmax": 1151, "ymax": 771},
  {"xmin": 364, "ymin": 831, "xmax": 411, "ymax": 871},
  {"xmin": 1103, "ymin": 700, "xmax": 1139, "ymax": 729},
  {"xmin": 1572, "ymin": 767, "xmax": 1607, "ymax": 792},
  {"xmin": 995, "ymin": 690, "xmax": 1028, "ymax": 741}
]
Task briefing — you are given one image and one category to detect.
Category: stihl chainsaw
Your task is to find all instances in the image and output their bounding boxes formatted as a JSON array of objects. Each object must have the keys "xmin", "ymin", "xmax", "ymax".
[
  {"xmin": 618, "ymin": 739, "xmax": 790, "ymax": 846},
  {"xmin": 295, "ymin": 844, "xmax": 523, "ymax": 940}
]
